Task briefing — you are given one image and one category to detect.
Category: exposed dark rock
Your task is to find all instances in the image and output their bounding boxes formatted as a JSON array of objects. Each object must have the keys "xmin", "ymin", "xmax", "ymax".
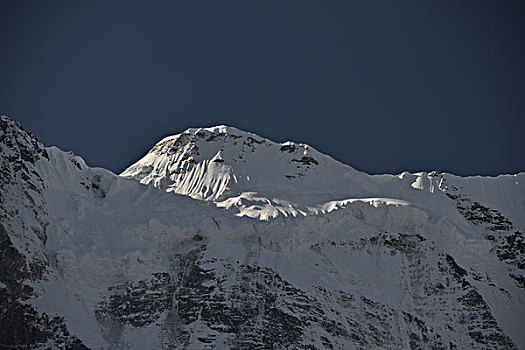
[
  {"xmin": 96, "ymin": 272, "xmax": 175, "ymax": 328},
  {"xmin": 245, "ymin": 136, "xmax": 265, "ymax": 145},
  {"xmin": 445, "ymin": 192, "xmax": 523, "ymax": 274},
  {"xmin": 0, "ymin": 288, "xmax": 88, "ymax": 350},
  {"xmin": 292, "ymin": 156, "xmax": 319, "ymax": 166},
  {"xmin": 509, "ymin": 273, "xmax": 524, "ymax": 289},
  {"xmin": 457, "ymin": 290, "xmax": 516, "ymax": 348},
  {"xmin": 0, "ymin": 222, "xmax": 86, "ymax": 349},
  {"xmin": 446, "ymin": 193, "xmax": 512, "ymax": 232},
  {"xmin": 280, "ymin": 144, "xmax": 296, "ymax": 153},
  {"xmin": 206, "ymin": 134, "xmax": 220, "ymax": 142},
  {"xmin": 445, "ymin": 254, "xmax": 468, "ymax": 279},
  {"xmin": 497, "ymin": 231, "xmax": 525, "ymax": 269},
  {"xmin": 383, "ymin": 233, "xmax": 425, "ymax": 255},
  {"xmin": 0, "ymin": 116, "xmax": 49, "ymax": 164},
  {"xmin": 69, "ymin": 155, "xmax": 83, "ymax": 170},
  {"xmin": 90, "ymin": 174, "xmax": 107, "ymax": 199}
]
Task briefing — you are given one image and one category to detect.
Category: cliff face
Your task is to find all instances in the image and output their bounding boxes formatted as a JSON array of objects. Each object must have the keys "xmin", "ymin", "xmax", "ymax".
[
  {"xmin": 1, "ymin": 116, "xmax": 523, "ymax": 349},
  {"xmin": 0, "ymin": 116, "xmax": 87, "ymax": 349}
]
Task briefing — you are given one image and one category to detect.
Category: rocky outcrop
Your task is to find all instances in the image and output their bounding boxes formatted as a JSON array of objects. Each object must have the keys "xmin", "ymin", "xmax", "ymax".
[
  {"xmin": 96, "ymin": 272, "xmax": 175, "ymax": 327},
  {"xmin": 92, "ymin": 234, "xmax": 517, "ymax": 349},
  {"xmin": 445, "ymin": 188, "xmax": 524, "ymax": 288},
  {"xmin": 445, "ymin": 192, "xmax": 513, "ymax": 232}
]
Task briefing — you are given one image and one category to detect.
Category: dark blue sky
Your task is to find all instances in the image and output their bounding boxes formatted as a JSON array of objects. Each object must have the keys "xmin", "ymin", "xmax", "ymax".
[{"xmin": 1, "ymin": 1, "xmax": 524, "ymax": 175}]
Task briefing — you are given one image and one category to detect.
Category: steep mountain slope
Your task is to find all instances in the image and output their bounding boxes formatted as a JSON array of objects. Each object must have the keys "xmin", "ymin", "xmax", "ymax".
[
  {"xmin": 1, "ymin": 116, "xmax": 524, "ymax": 349},
  {"xmin": 0, "ymin": 116, "xmax": 87, "ymax": 348}
]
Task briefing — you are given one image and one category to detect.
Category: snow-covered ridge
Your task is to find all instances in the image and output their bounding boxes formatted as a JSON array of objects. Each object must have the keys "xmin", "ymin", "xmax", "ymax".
[
  {"xmin": 120, "ymin": 125, "xmax": 414, "ymax": 220},
  {"xmin": 120, "ymin": 125, "xmax": 525, "ymax": 225}
]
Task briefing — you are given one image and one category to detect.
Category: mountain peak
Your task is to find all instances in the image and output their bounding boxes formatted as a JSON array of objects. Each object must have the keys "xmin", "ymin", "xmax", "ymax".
[
  {"xmin": 120, "ymin": 124, "xmax": 525, "ymax": 222},
  {"xmin": 0, "ymin": 115, "xmax": 48, "ymax": 164},
  {"xmin": 121, "ymin": 125, "xmax": 357, "ymax": 217},
  {"xmin": 185, "ymin": 124, "xmax": 250, "ymax": 136},
  {"xmin": 156, "ymin": 125, "xmax": 270, "ymax": 147}
]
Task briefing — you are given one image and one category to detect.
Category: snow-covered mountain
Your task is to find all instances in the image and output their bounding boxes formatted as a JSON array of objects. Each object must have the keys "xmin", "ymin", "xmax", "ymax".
[
  {"xmin": 1, "ymin": 116, "xmax": 524, "ymax": 349},
  {"xmin": 120, "ymin": 125, "xmax": 366, "ymax": 220},
  {"xmin": 120, "ymin": 125, "xmax": 525, "ymax": 225}
]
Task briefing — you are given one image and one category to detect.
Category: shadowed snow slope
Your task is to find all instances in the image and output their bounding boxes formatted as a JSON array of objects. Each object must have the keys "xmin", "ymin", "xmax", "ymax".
[{"xmin": 1, "ymin": 117, "xmax": 524, "ymax": 349}]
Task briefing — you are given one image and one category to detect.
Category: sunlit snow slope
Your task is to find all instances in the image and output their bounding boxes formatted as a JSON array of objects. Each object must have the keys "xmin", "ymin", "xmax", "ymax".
[
  {"xmin": 121, "ymin": 125, "xmax": 525, "ymax": 226},
  {"xmin": 1, "ymin": 116, "xmax": 524, "ymax": 349},
  {"xmin": 120, "ymin": 125, "xmax": 380, "ymax": 220}
]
